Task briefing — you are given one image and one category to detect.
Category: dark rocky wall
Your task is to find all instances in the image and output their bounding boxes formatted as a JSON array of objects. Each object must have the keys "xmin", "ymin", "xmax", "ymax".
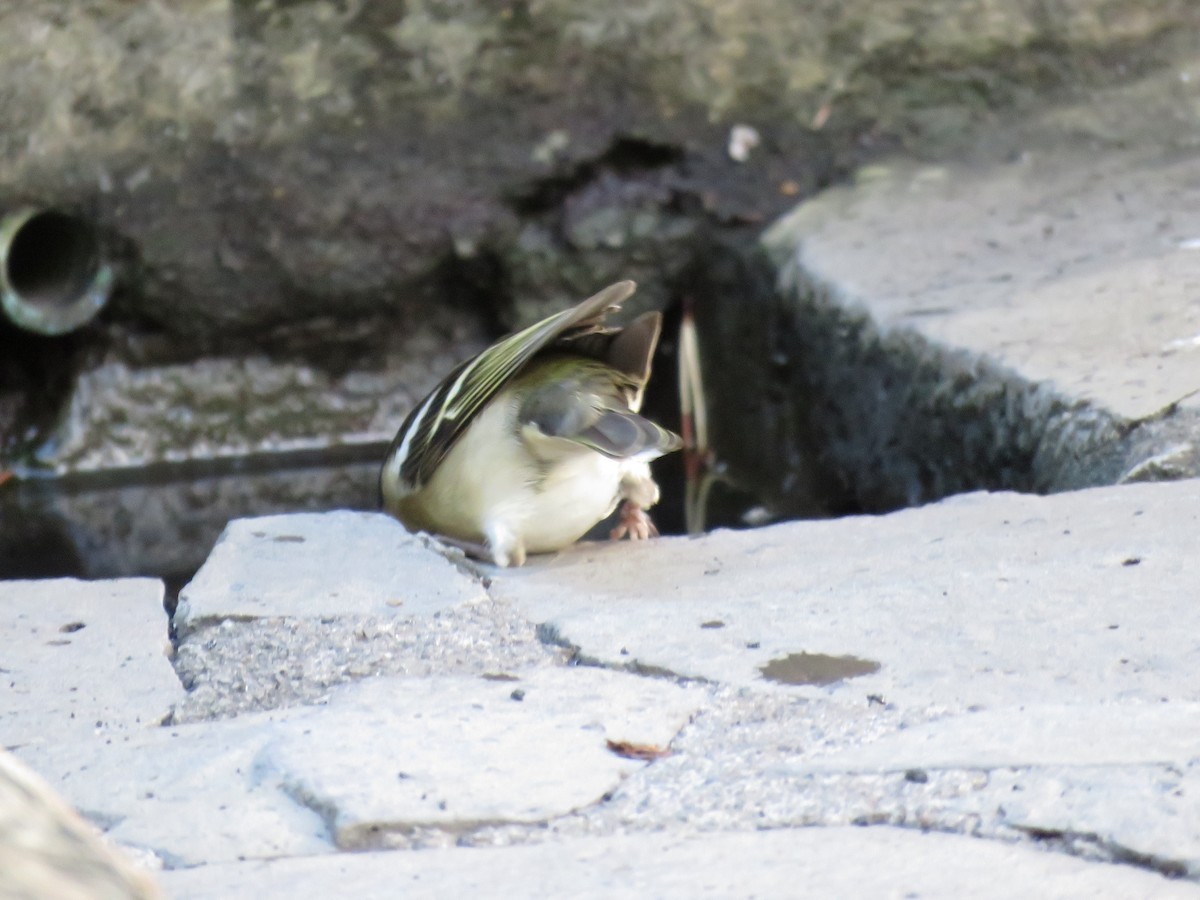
[{"xmin": 3, "ymin": 0, "xmax": 1198, "ymax": 340}]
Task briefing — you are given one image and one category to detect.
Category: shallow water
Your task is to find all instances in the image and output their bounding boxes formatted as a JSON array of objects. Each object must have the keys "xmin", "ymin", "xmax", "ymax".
[
  {"xmin": 0, "ymin": 450, "xmax": 381, "ymax": 585},
  {"xmin": 758, "ymin": 652, "xmax": 881, "ymax": 686}
]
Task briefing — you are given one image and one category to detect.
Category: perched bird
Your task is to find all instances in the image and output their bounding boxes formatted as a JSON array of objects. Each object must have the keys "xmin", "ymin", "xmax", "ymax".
[{"xmin": 381, "ymin": 280, "xmax": 682, "ymax": 566}]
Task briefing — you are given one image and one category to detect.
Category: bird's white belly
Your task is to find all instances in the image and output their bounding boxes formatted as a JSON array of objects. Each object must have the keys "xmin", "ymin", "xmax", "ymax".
[
  {"xmin": 412, "ymin": 397, "xmax": 623, "ymax": 553},
  {"xmin": 514, "ymin": 451, "xmax": 624, "ymax": 553}
]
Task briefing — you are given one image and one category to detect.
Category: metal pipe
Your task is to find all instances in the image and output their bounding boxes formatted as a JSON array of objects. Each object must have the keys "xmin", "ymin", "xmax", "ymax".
[{"xmin": 0, "ymin": 208, "xmax": 114, "ymax": 335}]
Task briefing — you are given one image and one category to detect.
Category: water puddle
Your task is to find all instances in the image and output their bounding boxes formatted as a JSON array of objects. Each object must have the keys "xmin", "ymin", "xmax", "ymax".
[
  {"xmin": 758, "ymin": 652, "xmax": 880, "ymax": 686},
  {"xmin": 0, "ymin": 452, "xmax": 380, "ymax": 584}
]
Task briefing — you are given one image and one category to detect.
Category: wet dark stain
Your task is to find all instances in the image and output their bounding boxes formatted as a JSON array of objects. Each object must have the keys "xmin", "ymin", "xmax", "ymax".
[
  {"xmin": 58, "ymin": 622, "xmax": 86, "ymax": 633},
  {"xmin": 481, "ymin": 672, "xmax": 520, "ymax": 681},
  {"xmin": 1121, "ymin": 557, "xmax": 1141, "ymax": 566},
  {"xmin": 700, "ymin": 620, "xmax": 725, "ymax": 629},
  {"xmin": 758, "ymin": 652, "xmax": 881, "ymax": 686},
  {"xmin": 272, "ymin": 534, "xmax": 306, "ymax": 543}
]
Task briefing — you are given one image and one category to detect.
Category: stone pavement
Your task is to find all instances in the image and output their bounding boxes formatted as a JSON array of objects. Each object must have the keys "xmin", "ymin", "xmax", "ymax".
[
  {"xmin": 6, "ymin": 136, "xmax": 1200, "ymax": 895},
  {"xmin": 747, "ymin": 140, "xmax": 1200, "ymax": 518},
  {"xmin": 4, "ymin": 477, "xmax": 1199, "ymax": 898}
]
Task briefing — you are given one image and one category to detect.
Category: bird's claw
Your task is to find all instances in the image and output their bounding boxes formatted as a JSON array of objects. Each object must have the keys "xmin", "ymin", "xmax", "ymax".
[{"xmin": 610, "ymin": 501, "xmax": 659, "ymax": 541}]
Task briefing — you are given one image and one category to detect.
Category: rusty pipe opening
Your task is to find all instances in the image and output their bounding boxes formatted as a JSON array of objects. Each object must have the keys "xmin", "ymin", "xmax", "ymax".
[{"xmin": 0, "ymin": 208, "xmax": 114, "ymax": 336}]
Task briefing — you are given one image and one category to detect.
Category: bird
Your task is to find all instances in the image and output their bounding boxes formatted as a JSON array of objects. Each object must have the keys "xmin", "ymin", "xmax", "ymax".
[{"xmin": 380, "ymin": 280, "xmax": 682, "ymax": 567}]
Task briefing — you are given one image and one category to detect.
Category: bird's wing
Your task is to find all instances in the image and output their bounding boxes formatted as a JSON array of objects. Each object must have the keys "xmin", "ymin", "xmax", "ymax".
[
  {"xmin": 388, "ymin": 281, "xmax": 637, "ymax": 489},
  {"xmin": 571, "ymin": 408, "xmax": 682, "ymax": 460},
  {"xmin": 518, "ymin": 360, "xmax": 682, "ymax": 462}
]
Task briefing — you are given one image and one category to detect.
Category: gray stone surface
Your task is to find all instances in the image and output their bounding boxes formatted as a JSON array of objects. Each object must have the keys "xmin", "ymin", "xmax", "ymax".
[
  {"xmin": 25, "ymin": 715, "xmax": 334, "ymax": 869},
  {"xmin": 802, "ymin": 704, "xmax": 1200, "ymax": 772},
  {"xmin": 494, "ymin": 481, "xmax": 1200, "ymax": 708},
  {"xmin": 704, "ymin": 128, "xmax": 1200, "ymax": 520},
  {"xmin": 992, "ymin": 763, "xmax": 1200, "ymax": 877},
  {"xmin": 461, "ymin": 685, "xmax": 1200, "ymax": 879},
  {"xmin": 6, "ymin": 480, "xmax": 1200, "ymax": 891},
  {"xmin": 169, "ymin": 595, "xmax": 561, "ymax": 723},
  {"xmin": 159, "ymin": 827, "xmax": 1198, "ymax": 900},
  {"xmin": 25, "ymin": 668, "xmax": 698, "ymax": 866},
  {"xmin": 765, "ymin": 151, "xmax": 1200, "ymax": 423},
  {"xmin": 260, "ymin": 668, "xmax": 700, "ymax": 849},
  {"xmin": 49, "ymin": 323, "xmax": 488, "ymax": 475},
  {"xmin": 174, "ymin": 511, "xmax": 484, "ymax": 634},
  {"xmin": 0, "ymin": 578, "xmax": 181, "ymax": 758},
  {"xmin": 170, "ymin": 511, "xmax": 559, "ymax": 721},
  {"xmin": 477, "ymin": 481, "xmax": 1200, "ymax": 878}
]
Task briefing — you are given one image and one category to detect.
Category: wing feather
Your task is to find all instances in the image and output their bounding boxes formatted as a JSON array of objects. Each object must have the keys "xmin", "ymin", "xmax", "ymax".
[
  {"xmin": 387, "ymin": 281, "xmax": 637, "ymax": 488},
  {"xmin": 516, "ymin": 357, "xmax": 682, "ymax": 462}
]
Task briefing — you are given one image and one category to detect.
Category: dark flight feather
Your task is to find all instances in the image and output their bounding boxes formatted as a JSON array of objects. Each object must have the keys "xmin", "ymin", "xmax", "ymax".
[{"xmin": 385, "ymin": 281, "xmax": 637, "ymax": 489}]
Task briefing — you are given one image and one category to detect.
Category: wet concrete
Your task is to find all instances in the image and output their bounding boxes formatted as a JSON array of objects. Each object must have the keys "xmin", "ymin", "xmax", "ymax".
[{"xmin": 758, "ymin": 652, "xmax": 881, "ymax": 686}]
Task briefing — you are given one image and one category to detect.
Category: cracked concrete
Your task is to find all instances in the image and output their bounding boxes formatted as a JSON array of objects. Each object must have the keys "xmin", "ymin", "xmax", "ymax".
[
  {"xmin": 169, "ymin": 512, "xmax": 561, "ymax": 723},
  {"xmin": 18, "ymin": 665, "xmax": 699, "ymax": 866},
  {"xmin": 5, "ymin": 478, "xmax": 1199, "ymax": 895},
  {"xmin": 159, "ymin": 828, "xmax": 1197, "ymax": 900}
]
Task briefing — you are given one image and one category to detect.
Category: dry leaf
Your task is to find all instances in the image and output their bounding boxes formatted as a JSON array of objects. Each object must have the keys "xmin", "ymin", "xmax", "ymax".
[{"xmin": 606, "ymin": 739, "xmax": 673, "ymax": 761}]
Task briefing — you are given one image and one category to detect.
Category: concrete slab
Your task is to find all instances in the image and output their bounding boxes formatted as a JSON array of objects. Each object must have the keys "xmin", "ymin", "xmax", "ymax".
[
  {"xmin": 455, "ymin": 687, "xmax": 1200, "ymax": 877},
  {"xmin": 22, "ymin": 667, "xmax": 699, "ymax": 865},
  {"xmin": 485, "ymin": 483, "xmax": 1200, "ymax": 876},
  {"xmin": 718, "ymin": 142, "xmax": 1200, "ymax": 518},
  {"xmin": 800, "ymin": 703, "xmax": 1200, "ymax": 772},
  {"xmin": 23, "ymin": 715, "xmax": 335, "ymax": 869},
  {"xmin": 158, "ymin": 827, "xmax": 1199, "ymax": 899},
  {"xmin": 48, "ymin": 323, "xmax": 488, "ymax": 475},
  {"xmin": 493, "ymin": 480, "xmax": 1200, "ymax": 710},
  {"xmin": 169, "ymin": 592, "xmax": 562, "ymax": 722},
  {"xmin": 0, "ymin": 578, "xmax": 181, "ymax": 756},
  {"xmin": 764, "ymin": 150, "xmax": 1200, "ymax": 422},
  {"xmin": 261, "ymin": 667, "xmax": 701, "ymax": 849},
  {"xmin": 985, "ymin": 763, "xmax": 1200, "ymax": 877},
  {"xmin": 173, "ymin": 511, "xmax": 485, "ymax": 635},
  {"xmin": 169, "ymin": 510, "xmax": 557, "ymax": 721}
]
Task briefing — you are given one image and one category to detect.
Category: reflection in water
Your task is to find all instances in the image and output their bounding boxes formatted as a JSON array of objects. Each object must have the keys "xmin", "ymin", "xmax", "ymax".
[
  {"xmin": 0, "ymin": 451, "xmax": 381, "ymax": 584},
  {"xmin": 758, "ymin": 652, "xmax": 881, "ymax": 686}
]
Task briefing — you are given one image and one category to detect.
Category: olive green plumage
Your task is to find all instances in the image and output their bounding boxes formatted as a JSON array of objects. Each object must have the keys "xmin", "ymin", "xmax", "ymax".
[{"xmin": 380, "ymin": 281, "xmax": 681, "ymax": 566}]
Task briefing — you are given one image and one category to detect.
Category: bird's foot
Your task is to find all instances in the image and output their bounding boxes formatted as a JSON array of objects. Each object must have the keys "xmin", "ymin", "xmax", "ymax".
[
  {"xmin": 484, "ymin": 520, "xmax": 527, "ymax": 567},
  {"xmin": 610, "ymin": 500, "xmax": 659, "ymax": 541}
]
